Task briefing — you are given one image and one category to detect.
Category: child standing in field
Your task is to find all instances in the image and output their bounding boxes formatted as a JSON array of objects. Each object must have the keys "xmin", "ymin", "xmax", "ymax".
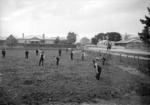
[
  {"xmin": 102, "ymin": 57, "xmax": 106, "ymax": 65},
  {"xmin": 53, "ymin": 56, "xmax": 60, "ymax": 66},
  {"xmin": 93, "ymin": 60, "xmax": 102, "ymax": 80},
  {"xmin": 81, "ymin": 51, "xmax": 85, "ymax": 60},
  {"xmin": 70, "ymin": 50, "xmax": 74, "ymax": 60},
  {"xmin": 39, "ymin": 51, "xmax": 45, "ymax": 66},
  {"xmin": 25, "ymin": 49, "xmax": 29, "ymax": 59},
  {"xmin": 58, "ymin": 49, "xmax": 62, "ymax": 56},
  {"xmin": 1, "ymin": 49, "xmax": 6, "ymax": 58},
  {"xmin": 36, "ymin": 49, "xmax": 39, "ymax": 56}
]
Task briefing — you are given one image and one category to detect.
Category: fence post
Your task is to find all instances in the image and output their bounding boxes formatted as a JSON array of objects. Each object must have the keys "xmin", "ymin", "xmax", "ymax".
[
  {"xmin": 138, "ymin": 56, "xmax": 140, "ymax": 68},
  {"xmin": 127, "ymin": 55, "xmax": 128, "ymax": 66},
  {"xmin": 112, "ymin": 52, "xmax": 114, "ymax": 65},
  {"xmin": 133, "ymin": 55, "xmax": 135, "ymax": 67}
]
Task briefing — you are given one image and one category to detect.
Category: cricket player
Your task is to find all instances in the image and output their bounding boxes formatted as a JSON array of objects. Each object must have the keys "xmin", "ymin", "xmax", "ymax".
[
  {"xmin": 93, "ymin": 60, "xmax": 102, "ymax": 80},
  {"xmin": 81, "ymin": 51, "xmax": 85, "ymax": 60},
  {"xmin": 70, "ymin": 50, "xmax": 74, "ymax": 60},
  {"xmin": 36, "ymin": 49, "xmax": 39, "ymax": 56},
  {"xmin": 39, "ymin": 51, "xmax": 45, "ymax": 66},
  {"xmin": 1, "ymin": 49, "xmax": 6, "ymax": 58},
  {"xmin": 25, "ymin": 49, "xmax": 29, "ymax": 59},
  {"xmin": 58, "ymin": 49, "xmax": 62, "ymax": 56},
  {"xmin": 53, "ymin": 56, "xmax": 60, "ymax": 66}
]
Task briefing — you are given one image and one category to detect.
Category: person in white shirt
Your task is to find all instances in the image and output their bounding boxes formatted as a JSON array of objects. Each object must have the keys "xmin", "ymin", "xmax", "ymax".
[
  {"xmin": 39, "ymin": 51, "xmax": 45, "ymax": 66},
  {"xmin": 93, "ymin": 60, "xmax": 102, "ymax": 80},
  {"xmin": 70, "ymin": 50, "xmax": 74, "ymax": 60},
  {"xmin": 81, "ymin": 51, "xmax": 85, "ymax": 60},
  {"xmin": 53, "ymin": 56, "xmax": 60, "ymax": 66}
]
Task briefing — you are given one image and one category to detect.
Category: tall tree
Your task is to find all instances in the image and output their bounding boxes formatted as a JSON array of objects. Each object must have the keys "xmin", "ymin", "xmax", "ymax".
[
  {"xmin": 138, "ymin": 7, "xmax": 150, "ymax": 46},
  {"xmin": 6, "ymin": 35, "xmax": 18, "ymax": 48},
  {"xmin": 80, "ymin": 37, "xmax": 90, "ymax": 45},
  {"xmin": 95, "ymin": 33, "xmax": 106, "ymax": 41},
  {"xmin": 54, "ymin": 36, "xmax": 60, "ymax": 44},
  {"xmin": 91, "ymin": 37, "xmax": 98, "ymax": 45},
  {"xmin": 67, "ymin": 32, "xmax": 77, "ymax": 44},
  {"xmin": 106, "ymin": 32, "xmax": 122, "ymax": 41},
  {"xmin": 124, "ymin": 33, "xmax": 132, "ymax": 40}
]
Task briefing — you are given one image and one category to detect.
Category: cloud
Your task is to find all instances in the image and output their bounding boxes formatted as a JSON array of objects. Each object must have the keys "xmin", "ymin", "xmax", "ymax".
[{"xmin": 0, "ymin": 0, "xmax": 150, "ymax": 38}]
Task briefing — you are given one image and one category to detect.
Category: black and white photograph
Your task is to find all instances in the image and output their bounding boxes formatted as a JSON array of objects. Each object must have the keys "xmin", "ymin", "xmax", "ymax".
[{"xmin": 0, "ymin": 0, "xmax": 150, "ymax": 105}]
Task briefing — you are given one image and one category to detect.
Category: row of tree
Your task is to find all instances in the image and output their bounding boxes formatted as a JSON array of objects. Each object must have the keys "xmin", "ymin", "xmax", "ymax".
[
  {"xmin": 91, "ymin": 32, "xmax": 122, "ymax": 45},
  {"xmin": 67, "ymin": 7, "xmax": 150, "ymax": 46},
  {"xmin": 54, "ymin": 32, "xmax": 77, "ymax": 44}
]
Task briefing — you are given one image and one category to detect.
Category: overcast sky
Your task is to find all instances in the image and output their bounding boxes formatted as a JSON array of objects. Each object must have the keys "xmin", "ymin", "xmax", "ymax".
[{"xmin": 0, "ymin": 0, "xmax": 150, "ymax": 40}]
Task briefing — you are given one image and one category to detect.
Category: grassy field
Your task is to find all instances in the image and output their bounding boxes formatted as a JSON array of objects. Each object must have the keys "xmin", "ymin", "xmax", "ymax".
[{"xmin": 0, "ymin": 49, "xmax": 150, "ymax": 105}]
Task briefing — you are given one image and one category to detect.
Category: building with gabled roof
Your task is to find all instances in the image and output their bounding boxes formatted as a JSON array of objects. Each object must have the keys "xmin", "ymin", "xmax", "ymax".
[{"xmin": 17, "ymin": 34, "xmax": 66, "ymax": 44}]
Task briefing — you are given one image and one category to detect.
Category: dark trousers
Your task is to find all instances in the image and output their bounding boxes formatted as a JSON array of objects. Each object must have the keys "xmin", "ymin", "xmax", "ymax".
[
  {"xmin": 59, "ymin": 52, "xmax": 61, "ymax": 56},
  {"xmin": 2, "ymin": 54, "xmax": 5, "ymax": 58},
  {"xmin": 39, "ymin": 58, "xmax": 44, "ymax": 66},
  {"xmin": 56, "ymin": 60, "xmax": 59, "ymax": 66},
  {"xmin": 103, "ymin": 58, "xmax": 105, "ymax": 65},
  {"xmin": 25, "ymin": 54, "xmax": 28, "ymax": 59},
  {"xmin": 96, "ymin": 73, "xmax": 100, "ymax": 80},
  {"xmin": 71, "ymin": 55, "xmax": 73, "ymax": 60},
  {"xmin": 96, "ymin": 69, "xmax": 102, "ymax": 80},
  {"xmin": 36, "ymin": 52, "xmax": 38, "ymax": 56},
  {"xmin": 82, "ymin": 56, "xmax": 84, "ymax": 60}
]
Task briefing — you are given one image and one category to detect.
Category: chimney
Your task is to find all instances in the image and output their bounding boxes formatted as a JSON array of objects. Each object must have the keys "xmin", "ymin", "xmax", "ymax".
[
  {"xmin": 43, "ymin": 34, "xmax": 45, "ymax": 40},
  {"xmin": 22, "ymin": 33, "xmax": 24, "ymax": 39}
]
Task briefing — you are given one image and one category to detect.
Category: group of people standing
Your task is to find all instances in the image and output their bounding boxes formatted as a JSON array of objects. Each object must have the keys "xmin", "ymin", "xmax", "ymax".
[{"xmin": 1, "ymin": 48, "xmax": 104, "ymax": 81}]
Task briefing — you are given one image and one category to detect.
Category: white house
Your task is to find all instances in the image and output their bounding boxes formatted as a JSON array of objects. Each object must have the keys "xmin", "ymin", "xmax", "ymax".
[{"xmin": 17, "ymin": 34, "xmax": 66, "ymax": 44}]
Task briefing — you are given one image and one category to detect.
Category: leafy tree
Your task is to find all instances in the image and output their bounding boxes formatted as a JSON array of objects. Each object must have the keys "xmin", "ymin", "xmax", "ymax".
[
  {"xmin": 54, "ymin": 36, "xmax": 60, "ymax": 44},
  {"xmin": 91, "ymin": 37, "xmax": 98, "ymax": 45},
  {"xmin": 80, "ymin": 37, "xmax": 90, "ymax": 45},
  {"xmin": 95, "ymin": 33, "xmax": 106, "ymax": 41},
  {"xmin": 67, "ymin": 32, "xmax": 77, "ymax": 44},
  {"xmin": 124, "ymin": 33, "xmax": 132, "ymax": 40},
  {"xmin": 6, "ymin": 35, "xmax": 18, "ymax": 48},
  {"xmin": 106, "ymin": 32, "xmax": 122, "ymax": 41},
  {"xmin": 138, "ymin": 7, "xmax": 150, "ymax": 46}
]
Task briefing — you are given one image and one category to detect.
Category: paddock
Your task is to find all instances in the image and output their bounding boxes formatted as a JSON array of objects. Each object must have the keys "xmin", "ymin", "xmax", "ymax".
[{"xmin": 0, "ymin": 49, "xmax": 150, "ymax": 105}]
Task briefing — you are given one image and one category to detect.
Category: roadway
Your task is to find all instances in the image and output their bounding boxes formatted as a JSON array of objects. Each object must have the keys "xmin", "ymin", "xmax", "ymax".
[{"xmin": 85, "ymin": 46, "xmax": 150, "ymax": 60}]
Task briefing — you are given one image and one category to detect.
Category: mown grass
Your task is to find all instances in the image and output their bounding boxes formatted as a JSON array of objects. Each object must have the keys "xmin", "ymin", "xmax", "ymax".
[{"xmin": 0, "ymin": 49, "xmax": 150, "ymax": 105}]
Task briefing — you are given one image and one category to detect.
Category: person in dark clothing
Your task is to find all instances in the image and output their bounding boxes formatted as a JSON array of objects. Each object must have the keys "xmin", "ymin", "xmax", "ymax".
[
  {"xmin": 81, "ymin": 51, "xmax": 85, "ymax": 60},
  {"xmin": 58, "ymin": 49, "xmax": 61, "ymax": 56},
  {"xmin": 93, "ymin": 60, "xmax": 102, "ymax": 80},
  {"xmin": 25, "ymin": 49, "xmax": 29, "ymax": 59},
  {"xmin": 54, "ymin": 56, "xmax": 60, "ymax": 66},
  {"xmin": 36, "ymin": 49, "xmax": 39, "ymax": 56},
  {"xmin": 39, "ymin": 51, "xmax": 45, "ymax": 66},
  {"xmin": 1, "ymin": 49, "xmax": 6, "ymax": 58},
  {"xmin": 70, "ymin": 50, "xmax": 74, "ymax": 60},
  {"xmin": 102, "ymin": 57, "xmax": 106, "ymax": 65},
  {"xmin": 66, "ymin": 48, "xmax": 68, "ymax": 52}
]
